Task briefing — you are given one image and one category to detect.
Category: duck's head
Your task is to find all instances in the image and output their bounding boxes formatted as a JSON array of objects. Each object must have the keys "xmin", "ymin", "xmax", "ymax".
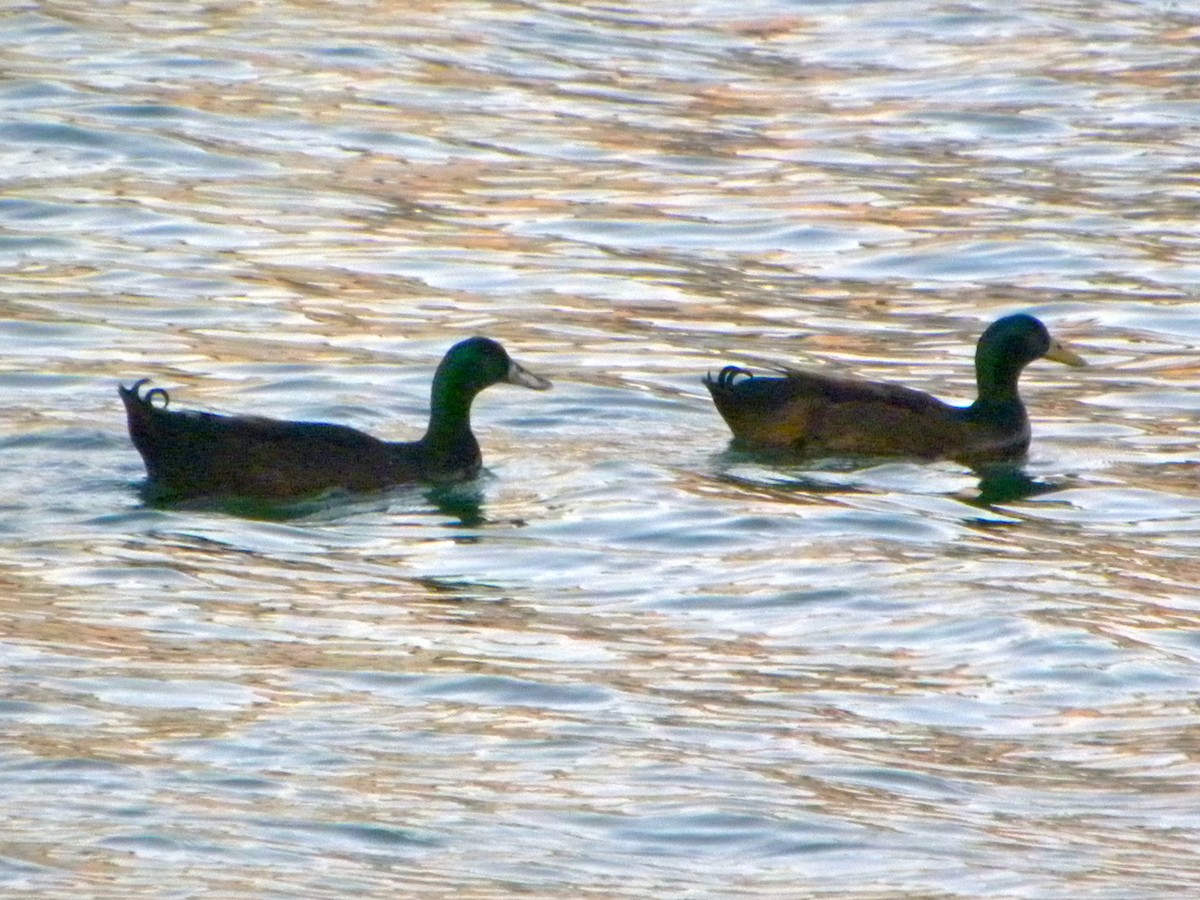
[
  {"xmin": 975, "ymin": 314, "xmax": 1085, "ymax": 401},
  {"xmin": 434, "ymin": 337, "xmax": 551, "ymax": 400}
]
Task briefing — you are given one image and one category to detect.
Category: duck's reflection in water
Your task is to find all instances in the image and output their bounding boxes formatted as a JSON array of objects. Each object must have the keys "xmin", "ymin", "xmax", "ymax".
[
  {"xmin": 709, "ymin": 448, "xmax": 1071, "ymax": 513},
  {"xmin": 141, "ymin": 479, "xmax": 489, "ymax": 526},
  {"xmin": 968, "ymin": 462, "xmax": 1068, "ymax": 509}
]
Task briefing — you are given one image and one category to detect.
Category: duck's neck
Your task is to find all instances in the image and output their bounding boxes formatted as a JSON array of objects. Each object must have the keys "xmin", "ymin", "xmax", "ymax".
[
  {"xmin": 974, "ymin": 346, "xmax": 1025, "ymax": 408},
  {"xmin": 421, "ymin": 377, "xmax": 481, "ymax": 470},
  {"xmin": 964, "ymin": 344, "xmax": 1032, "ymax": 434}
]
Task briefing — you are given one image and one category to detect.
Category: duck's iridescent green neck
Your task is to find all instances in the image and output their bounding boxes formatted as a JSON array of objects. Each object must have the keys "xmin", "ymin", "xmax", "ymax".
[
  {"xmin": 974, "ymin": 340, "xmax": 1026, "ymax": 406},
  {"xmin": 422, "ymin": 366, "xmax": 481, "ymax": 454}
]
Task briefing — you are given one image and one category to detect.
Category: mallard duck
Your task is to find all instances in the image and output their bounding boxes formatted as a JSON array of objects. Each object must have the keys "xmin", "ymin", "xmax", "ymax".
[
  {"xmin": 120, "ymin": 336, "xmax": 551, "ymax": 501},
  {"xmin": 703, "ymin": 313, "xmax": 1085, "ymax": 463}
]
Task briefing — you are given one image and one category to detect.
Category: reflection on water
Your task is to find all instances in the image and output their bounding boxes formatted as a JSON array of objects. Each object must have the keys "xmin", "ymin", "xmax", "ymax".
[
  {"xmin": 3, "ymin": 0, "xmax": 1200, "ymax": 897},
  {"xmin": 716, "ymin": 451, "xmax": 1071, "ymax": 511},
  {"xmin": 969, "ymin": 462, "xmax": 1068, "ymax": 508},
  {"xmin": 140, "ymin": 478, "xmax": 489, "ymax": 526},
  {"xmin": 424, "ymin": 483, "xmax": 489, "ymax": 528}
]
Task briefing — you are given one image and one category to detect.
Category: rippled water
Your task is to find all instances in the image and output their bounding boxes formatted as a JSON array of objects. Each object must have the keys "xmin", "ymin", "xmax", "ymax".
[{"xmin": 3, "ymin": 0, "xmax": 1200, "ymax": 896}]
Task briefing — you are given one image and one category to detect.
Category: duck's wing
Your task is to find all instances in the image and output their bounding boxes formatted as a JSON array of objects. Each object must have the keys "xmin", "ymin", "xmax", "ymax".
[
  {"xmin": 704, "ymin": 366, "xmax": 963, "ymax": 455},
  {"xmin": 119, "ymin": 381, "xmax": 421, "ymax": 499}
]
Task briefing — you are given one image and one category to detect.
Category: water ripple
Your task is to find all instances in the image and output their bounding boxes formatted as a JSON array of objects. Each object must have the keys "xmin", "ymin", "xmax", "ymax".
[{"xmin": 2, "ymin": 0, "xmax": 1200, "ymax": 897}]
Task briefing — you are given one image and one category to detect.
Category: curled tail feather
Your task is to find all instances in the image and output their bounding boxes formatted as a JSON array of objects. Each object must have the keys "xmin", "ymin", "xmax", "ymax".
[{"xmin": 119, "ymin": 379, "xmax": 171, "ymax": 409}]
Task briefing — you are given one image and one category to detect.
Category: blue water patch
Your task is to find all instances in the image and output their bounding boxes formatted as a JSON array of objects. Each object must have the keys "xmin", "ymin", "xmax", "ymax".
[
  {"xmin": 3, "ymin": 756, "xmax": 133, "ymax": 781},
  {"xmin": 0, "ymin": 854, "xmax": 58, "ymax": 887},
  {"xmin": 909, "ymin": 110, "xmax": 1071, "ymax": 141},
  {"xmin": 87, "ymin": 103, "xmax": 190, "ymax": 120},
  {"xmin": 282, "ymin": 820, "xmax": 438, "ymax": 849},
  {"xmin": 509, "ymin": 216, "xmax": 870, "ymax": 256},
  {"xmin": 0, "ymin": 234, "xmax": 74, "ymax": 255},
  {"xmin": 52, "ymin": 677, "xmax": 264, "ymax": 711},
  {"xmin": 243, "ymin": 818, "xmax": 441, "ymax": 860},
  {"xmin": 843, "ymin": 238, "xmax": 1109, "ymax": 283},
  {"xmin": 0, "ymin": 698, "xmax": 103, "ymax": 728},
  {"xmin": 608, "ymin": 808, "xmax": 874, "ymax": 860},
  {"xmin": 0, "ymin": 79, "xmax": 85, "ymax": 108},
  {"xmin": 331, "ymin": 671, "xmax": 615, "ymax": 711},
  {"xmin": 0, "ymin": 119, "xmax": 270, "ymax": 176}
]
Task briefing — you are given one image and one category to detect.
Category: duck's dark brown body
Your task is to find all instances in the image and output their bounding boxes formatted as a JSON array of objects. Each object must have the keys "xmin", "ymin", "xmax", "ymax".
[
  {"xmin": 703, "ymin": 314, "xmax": 1085, "ymax": 464},
  {"xmin": 119, "ymin": 337, "xmax": 550, "ymax": 502},
  {"xmin": 119, "ymin": 382, "xmax": 479, "ymax": 500},
  {"xmin": 704, "ymin": 367, "xmax": 1029, "ymax": 462}
]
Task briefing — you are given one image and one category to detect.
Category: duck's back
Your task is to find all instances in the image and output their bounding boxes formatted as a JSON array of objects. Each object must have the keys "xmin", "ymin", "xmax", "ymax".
[
  {"xmin": 120, "ymin": 385, "xmax": 437, "ymax": 500},
  {"xmin": 705, "ymin": 367, "xmax": 1027, "ymax": 460}
]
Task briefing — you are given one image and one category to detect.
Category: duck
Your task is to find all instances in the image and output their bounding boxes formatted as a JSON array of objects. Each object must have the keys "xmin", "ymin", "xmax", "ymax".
[
  {"xmin": 120, "ymin": 336, "xmax": 551, "ymax": 501},
  {"xmin": 703, "ymin": 313, "xmax": 1085, "ymax": 463}
]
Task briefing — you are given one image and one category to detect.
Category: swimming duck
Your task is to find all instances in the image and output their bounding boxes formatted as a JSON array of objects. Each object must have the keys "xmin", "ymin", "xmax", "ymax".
[
  {"xmin": 120, "ymin": 336, "xmax": 551, "ymax": 501},
  {"xmin": 704, "ymin": 314, "xmax": 1085, "ymax": 463}
]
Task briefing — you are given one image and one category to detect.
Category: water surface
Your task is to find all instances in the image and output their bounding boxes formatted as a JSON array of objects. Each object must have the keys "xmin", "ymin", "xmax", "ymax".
[{"xmin": 2, "ymin": 1, "xmax": 1200, "ymax": 896}]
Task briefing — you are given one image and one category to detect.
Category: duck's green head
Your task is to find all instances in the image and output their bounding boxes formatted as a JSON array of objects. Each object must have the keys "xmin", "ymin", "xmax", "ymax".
[
  {"xmin": 975, "ymin": 314, "xmax": 1085, "ymax": 402},
  {"xmin": 433, "ymin": 337, "xmax": 551, "ymax": 404}
]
